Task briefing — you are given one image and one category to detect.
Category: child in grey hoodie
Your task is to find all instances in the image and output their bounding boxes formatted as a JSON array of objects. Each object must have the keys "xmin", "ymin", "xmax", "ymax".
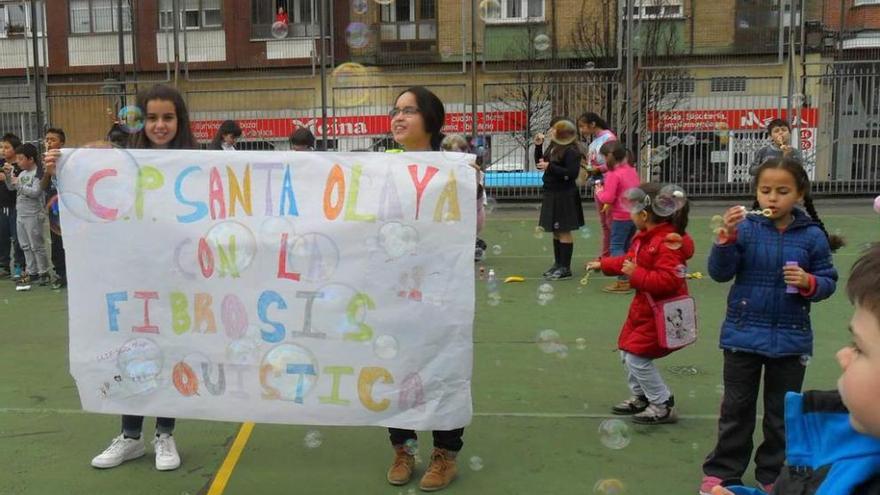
[{"xmin": 2, "ymin": 143, "xmax": 49, "ymax": 289}]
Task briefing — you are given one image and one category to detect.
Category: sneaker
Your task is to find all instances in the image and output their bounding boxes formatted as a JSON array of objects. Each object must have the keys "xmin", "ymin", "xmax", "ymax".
[
  {"xmin": 153, "ymin": 433, "xmax": 180, "ymax": 471},
  {"xmin": 15, "ymin": 274, "xmax": 32, "ymax": 292},
  {"xmin": 51, "ymin": 278, "xmax": 67, "ymax": 290},
  {"xmin": 611, "ymin": 395, "xmax": 649, "ymax": 415},
  {"xmin": 91, "ymin": 434, "xmax": 146, "ymax": 469},
  {"xmin": 602, "ymin": 281, "xmax": 633, "ymax": 294},
  {"xmin": 387, "ymin": 444, "xmax": 415, "ymax": 486},
  {"xmin": 38, "ymin": 273, "xmax": 51, "ymax": 286},
  {"xmin": 542, "ymin": 264, "xmax": 560, "ymax": 278},
  {"xmin": 419, "ymin": 448, "xmax": 458, "ymax": 492},
  {"xmin": 546, "ymin": 267, "xmax": 572, "ymax": 281},
  {"xmin": 632, "ymin": 397, "xmax": 678, "ymax": 425},
  {"xmin": 699, "ymin": 475, "xmax": 723, "ymax": 495}
]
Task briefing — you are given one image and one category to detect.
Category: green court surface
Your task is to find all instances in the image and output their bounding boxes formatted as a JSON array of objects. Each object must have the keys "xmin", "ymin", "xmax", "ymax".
[{"xmin": 0, "ymin": 199, "xmax": 875, "ymax": 495}]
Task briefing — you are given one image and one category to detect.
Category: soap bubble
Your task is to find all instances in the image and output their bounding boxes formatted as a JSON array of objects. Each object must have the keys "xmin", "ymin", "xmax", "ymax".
[
  {"xmin": 550, "ymin": 119, "xmax": 578, "ymax": 146},
  {"xmin": 271, "ymin": 21, "xmax": 289, "ymax": 39},
  {"xmin": 593, "ymin": 479, "xmax": 626, "ymax": 495},
  {"xmin": 204, "ymin": 221, "xmax": 258, "ymax": 275},
  {"xmin": 57, "ymin": 146, "xmax": 140, "ymax": 224},
  {"xmin": 575, "ymin": 337, "xmax": 587, "ymax": 350},
  {"xmin": 710, "ymin": 215, "xmax": 724, "ymax": 234},
  {"xmin": 331, "ymin": 63, "xmax": 369, "ymax": 106},
  {"xmin": 491, "ymin": 244, "xmax": 502, "ymax": 255},
  {"xmin": 478, "ymin": 0, "xmax": 502, "ymax": 21},
  {"xmin": 261, "ymin": 344, "xmax": 319, "ymax": 402},
  {"xmin": 651, "ymin": 184, "xmax": 687, "ymax": 217},
  {"xmin": 799, "ymin": 355, "xmax": 811, "ymax": 367},
  {"xmin": 533, "ymin": 33, "xmax": 551, "ymax": 52},
  {"xmin": 536, "ymin": 283, "xmax": 555, "ymax": 305},
  {"xmin": 536, "ymin": 329, "xmax": 565, "ymax": 354},
  {"xmin": 116, "ymin": 338, "xmax": 163, "ymax": 396},
  {"xmin": 683, "ymin": 134, "xmax": 697, "ymax": 146},
  {"xmin": 666, "ymin": 135, "xmax": 682, "ymax": 147},
  {"xmin": 675, "ymin": 264, "xmax": 688, "ymax": 278},
  {"xmin": 304, "ymin": 430, "xmax": 323, "ymax": 449},
  {"xmin": 117, "ymin": 105, "xmax": 144, "ymax": 134},
  {"xmin": 469, "ymin": 456, "xmax": 484, "ymax": 471},
  {"xmin": 345, "ymin": 22, "xmax": 371, "ymax": 49},
  {"xmin": 373, "ymin": 335, "xmax": 399, "ymax": 360},
  {"xmin": 404, "ymin": 438, "xmax": 418, "ymax": 455},
  {"xmin": 533, "ymin": 226, "xmax": 545, "ymax": 239},
  {"xmin": 585, "ymin": 61, "xmax": 596, "ymax": 70},
  {"xmin": 352, "ymin": 0, "xmax": 368, "ymax": 14},
  {"xmin": 485, "ymin": 196, "xmax": 498, "ymax": 214},
  {"xmin": 873, "ymin": 195, "xmax": 880, "ymax": 214},
  {"xmin": 598, "ymin": 419, "xmax": 631, "ymax": 450},
  {"xmin": 621, "ymin": 187, "xmax": 649, "ymax": 215},
  {"xmin": 579, "ymin": 226, "xmax": 592, "ymax": 239}
]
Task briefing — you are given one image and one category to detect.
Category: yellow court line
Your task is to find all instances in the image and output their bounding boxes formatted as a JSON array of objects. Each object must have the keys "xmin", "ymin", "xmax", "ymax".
[{"xmin": 207, "ymin": 422, "xmax": 255, "ymax": 495}]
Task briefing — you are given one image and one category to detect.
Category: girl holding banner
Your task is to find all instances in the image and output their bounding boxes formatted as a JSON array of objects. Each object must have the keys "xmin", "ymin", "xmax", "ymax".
[
  {"xmin": 386, "ymin": 86, "xmax": 466, "ymax": 492},
  {"xmin": 46, "ymin": 84, "xmax": 197, "ymax": 472}
]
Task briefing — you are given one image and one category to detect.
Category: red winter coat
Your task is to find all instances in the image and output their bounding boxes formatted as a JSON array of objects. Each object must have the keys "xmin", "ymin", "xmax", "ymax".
[{"xmin": 600, "ymin": 223, "xmax": 695, "ymax": 359}]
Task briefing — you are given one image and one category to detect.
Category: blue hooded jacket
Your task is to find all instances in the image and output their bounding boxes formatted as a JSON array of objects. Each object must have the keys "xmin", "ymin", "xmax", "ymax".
[
  {"xmin": 708, "ymin": 209, "xmax": 838, "ymax": 358},
  {"xmin": 724, "ymin": 391, "xmax": 880, "ymax": 495}
]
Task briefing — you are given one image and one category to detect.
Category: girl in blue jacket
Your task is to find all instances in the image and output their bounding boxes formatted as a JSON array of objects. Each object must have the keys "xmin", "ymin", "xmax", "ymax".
[{"xmin": 700, "ymin": 158, "xmax": 844, "ymax": 495}]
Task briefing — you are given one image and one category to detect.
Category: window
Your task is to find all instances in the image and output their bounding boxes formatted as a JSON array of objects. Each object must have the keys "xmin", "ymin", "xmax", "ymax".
[
  {"xmin": 711, "ymin": 77, "xmax": 747, "ymax": 93},
  {"xmin": 68, "ymin": 0, "xmax": 129, "ymax": 34},
  {"xmin": 854, "ymin": 0, "xmax": 880, "ymax": 5},
  {"xmin": 664, "ymin": 78, "xmax": 694, "ymax": 94},
  {"xmin": 484, "ymin": 0, "xmax": 544, "ymax": 22},
  {"xmin": 159, "ymin": 0, "xmax": 221, "ymax": 31},
  {"xmin": 380, "ymin": 0, "xmax": 436, "ymax": 41},
  {"xmin": 251, "ymin": 0, "xmax": 325, "ymax": 39},
  {"xmin": 1, "ymin": 1, "xmax": 45, "ymax": 37},
  {"xmin": 625, "ymin": 0, "xmax": 684, "ymax": 19}
]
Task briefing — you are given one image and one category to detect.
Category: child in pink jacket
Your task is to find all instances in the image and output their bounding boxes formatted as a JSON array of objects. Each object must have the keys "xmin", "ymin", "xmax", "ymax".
[{"xmin": 594, "ymin": 140, "xmax": 641, "ymax": 293}]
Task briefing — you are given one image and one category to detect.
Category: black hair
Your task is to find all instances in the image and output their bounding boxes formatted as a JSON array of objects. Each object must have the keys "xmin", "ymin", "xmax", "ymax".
[
  {"xmin": 14, "ymin": 143, "xmax": 38, "ymax": 162},
  {"xmin": 45, "ymin": 127, "xmax": 66, "ymax": 144},
  {"xmin": 130, "ymin": 84, "xmax": 196, "ymax": 150},
  {"xmin": 766, "ymin": 118, "xmax": 790, "ymax": 134},
  {"xmin": 2, "ymin": 133, "xmax": 22, "ymax": 150},
  {"xmin": 210, "ymin": 120, "xmax": 242, "ymax": 150},
  {"xmin": 290, "ymin": 127, "xmax": 316, "ymax": 149},
  {"xmin": 599, "ymin": 140, "xmax": 627, "ymax": 167},
  {"xmin": 753, "ymin": 157, "xmax": 845, "ymax": 252},
  {"xmin": 639, "ymin": 182, "xmax": 690, "ymax": 235},
  {"xmin": 847, "ymin": 243, "xmax": 880, "ymax": 322},
  {"xmin": 394, "ymin": 86, "xmax": 446, "ymax": 151},
  {"xmin": 577, "ymin": 112, "xmax": 609, "ymax": 131}
]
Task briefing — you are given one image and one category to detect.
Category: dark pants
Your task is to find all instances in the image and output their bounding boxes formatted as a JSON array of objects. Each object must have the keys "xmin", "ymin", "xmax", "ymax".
[
  {"xmin": 121, "ymin": 415, "xmax": 176, "ymax": 438},
  {"xmin": 0, "ymin": 206, "xmax": 25, "ymax": 273},
  {"xmin": 389, "ymin": 428, "xmax": 465, "ymax": 452},
  {"xmin": 50, "ymin": 230, "xmax": 65, "ymax": 280},
  {"xmin": 703, "ymin": 350, "xmax": 806, "ymax": 485}
]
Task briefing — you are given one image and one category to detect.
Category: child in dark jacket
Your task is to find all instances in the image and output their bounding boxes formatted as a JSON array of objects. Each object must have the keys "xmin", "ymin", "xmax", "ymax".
[
  {"xmin": 700, "ymin": 158, "xmax": 843, "ymax": 494},
  {"xmin": 712, "ymin": 244, "xmax": 880, "ymax": 495},
  {"xmin": 586, "ymin": 182, "xmax": 693, "ymax": 425}
]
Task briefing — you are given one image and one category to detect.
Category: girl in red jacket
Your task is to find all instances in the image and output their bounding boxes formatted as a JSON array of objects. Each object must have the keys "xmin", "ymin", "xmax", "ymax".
[{"xmin": 586, "ymin": 182, "xmax": 693, "ymax": 424}]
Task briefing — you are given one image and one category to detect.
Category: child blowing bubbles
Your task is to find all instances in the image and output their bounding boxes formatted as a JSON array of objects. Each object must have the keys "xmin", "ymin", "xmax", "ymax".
[
  {"xmin": 712, "ymin": 244, "xmax": 880, "ymax": 495},
  {"xmin": 585, "ymin": 182, "xmax": 693, "ymax": 425},
  {"xmin": 700, "ymin": 158, "xmax": 843, "ymax": 495}
]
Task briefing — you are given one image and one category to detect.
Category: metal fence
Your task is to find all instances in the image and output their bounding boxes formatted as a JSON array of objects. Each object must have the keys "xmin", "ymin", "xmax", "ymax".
[{"xmin": 1, "ymin": 0, "xmax": 879, "ymax": 199}]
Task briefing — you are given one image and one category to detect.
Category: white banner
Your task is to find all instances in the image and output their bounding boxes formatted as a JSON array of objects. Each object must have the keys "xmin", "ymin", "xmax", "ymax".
[{"xmin": 62, "ymin": 148, "xmax": 475, "ymax": 431}]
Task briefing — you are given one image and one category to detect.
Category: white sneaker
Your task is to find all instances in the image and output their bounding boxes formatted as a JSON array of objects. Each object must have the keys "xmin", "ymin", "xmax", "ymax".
[
  {"xmin": 153, "ymin": 433, "xmax": 181, "ymax": 471},
  {"xmin": 91, "ymin": 434, "xmax": 145, "ymax": 468}
]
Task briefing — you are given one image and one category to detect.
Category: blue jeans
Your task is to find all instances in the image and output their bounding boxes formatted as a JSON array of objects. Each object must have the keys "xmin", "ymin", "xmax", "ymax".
[{"xmin": 610, "ymin": 220, "xmax": 636, "ymax": 280}]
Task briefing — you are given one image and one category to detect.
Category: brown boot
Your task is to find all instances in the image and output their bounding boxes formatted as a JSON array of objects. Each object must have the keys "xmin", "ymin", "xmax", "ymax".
[
  {"xmin": 419, "ymin": 448, "xmax": 458, "ymax": 492},
  {"xmin": 602, "ymin": 281, "xmax": 633, "ymax": 294},
  {"xmin": 387, "ymin": 445, "xmax": 415, "ymax": 486}
]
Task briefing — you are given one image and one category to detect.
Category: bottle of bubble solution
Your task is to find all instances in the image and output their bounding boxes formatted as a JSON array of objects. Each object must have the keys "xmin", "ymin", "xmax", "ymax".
[
  {"xmin": 785, "ymin": 261, "xmax": 800, "ymax": 294},
  {"xmin": 487, "ymin": 269, "xmax": 498, "ymax": 290},
  {"xmin": 479, "ymin": 266, "xmax": 486, "ymax": 281}
]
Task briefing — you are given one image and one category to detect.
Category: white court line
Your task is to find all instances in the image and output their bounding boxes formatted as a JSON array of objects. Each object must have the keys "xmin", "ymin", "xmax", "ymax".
[{"xmin": 0, "ymin": 407, "xmax": 725, "ymax": 421}]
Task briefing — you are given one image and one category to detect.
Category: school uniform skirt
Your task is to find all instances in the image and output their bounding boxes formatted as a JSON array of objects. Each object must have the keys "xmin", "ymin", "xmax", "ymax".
[{"xmin": 538, "ymin": 187, "xmax": 585, "ymax": 232}]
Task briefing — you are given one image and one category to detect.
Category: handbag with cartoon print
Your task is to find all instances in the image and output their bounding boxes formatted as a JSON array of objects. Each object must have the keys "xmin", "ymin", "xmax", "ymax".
[{"xmin": 645, "ymin": 293, "xmax": 698, "ymax": 350}]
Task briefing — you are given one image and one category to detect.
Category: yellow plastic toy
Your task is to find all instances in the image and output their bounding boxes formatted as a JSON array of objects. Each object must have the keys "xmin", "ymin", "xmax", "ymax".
[{"xmin": 504, "ymin": 276, "xmax": 525, "ymax": 283}]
